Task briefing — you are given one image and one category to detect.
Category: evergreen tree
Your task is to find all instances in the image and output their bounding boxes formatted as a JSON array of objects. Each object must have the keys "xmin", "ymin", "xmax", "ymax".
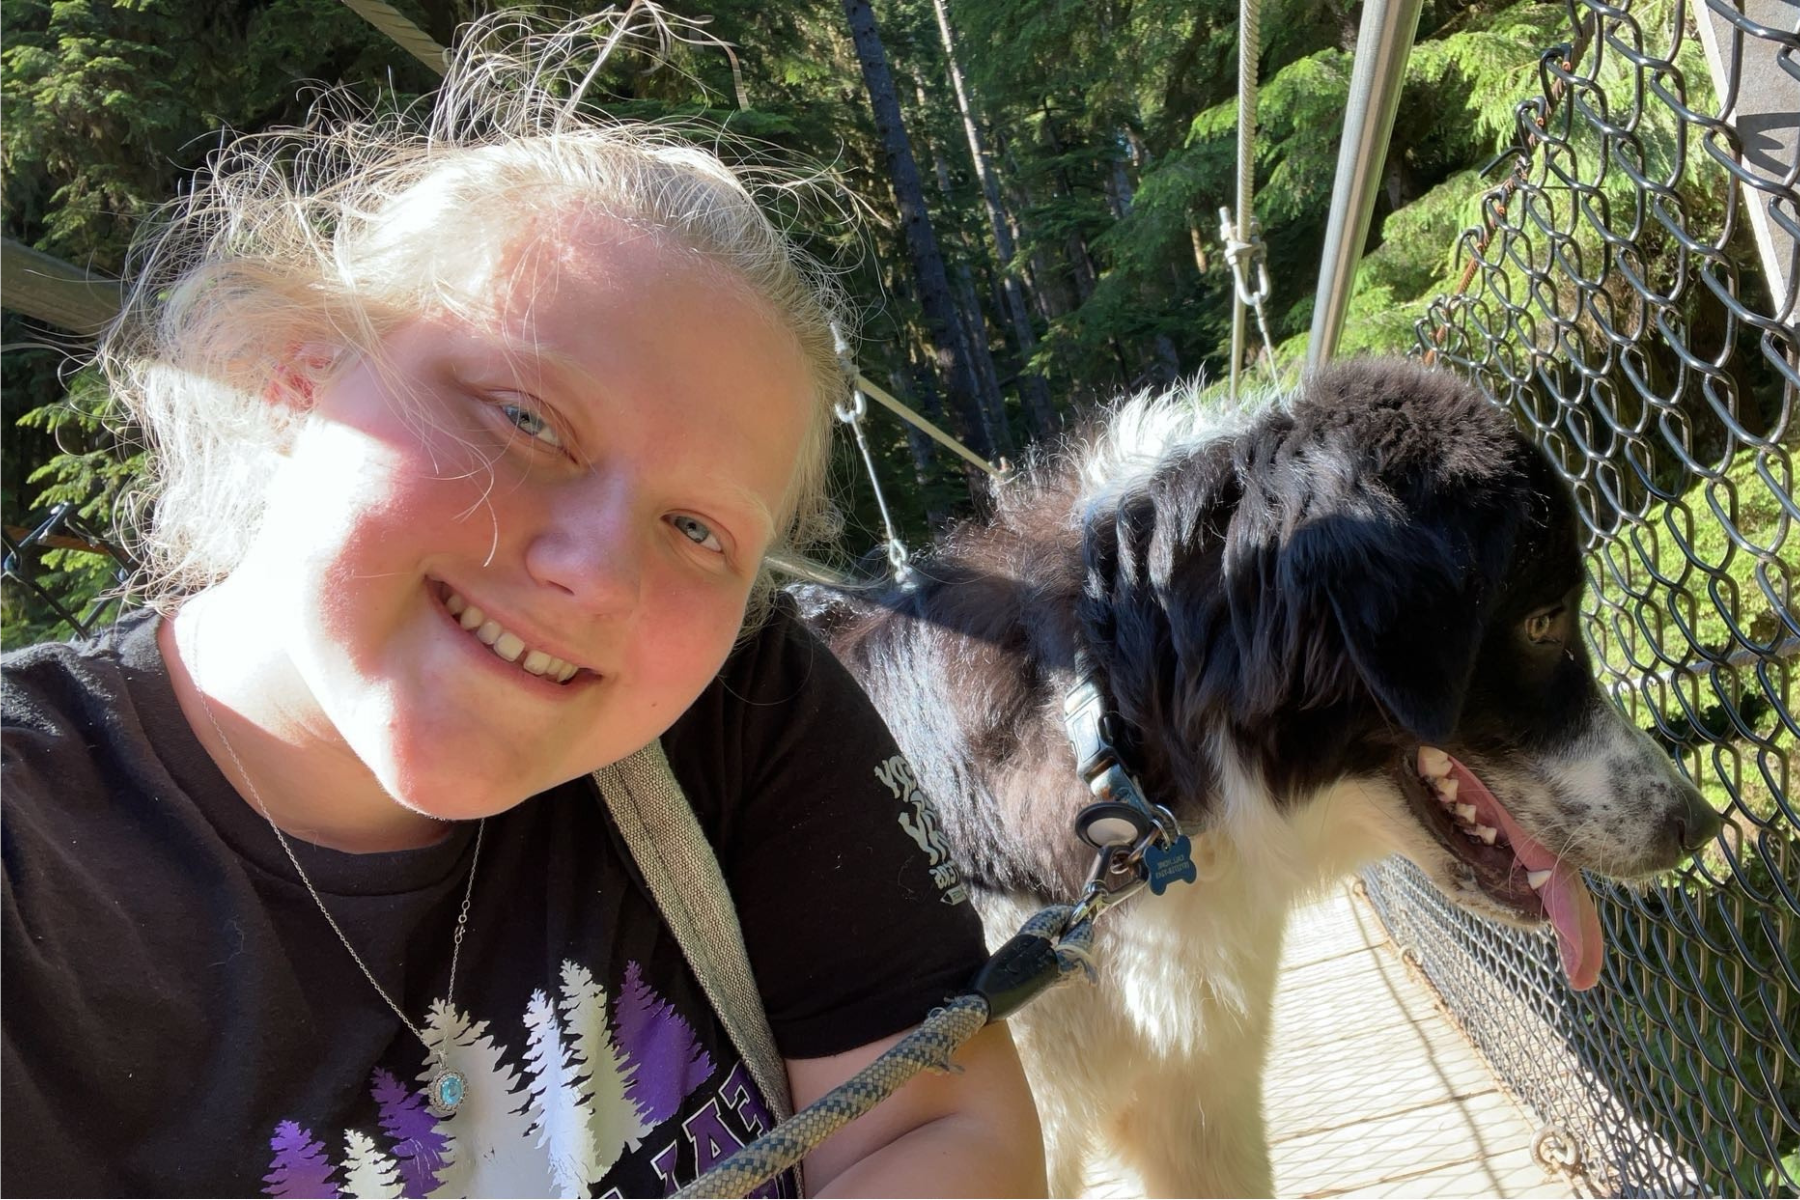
[
  {"xmin": 369, "ymin": 1067, "xmax": 450, "ymax": 1199},
  {"xmin": 521, "ymin": 988, "xmax": 601, "ymax": 1198},
  {"xmin": 843, "ymin": 0, "xmax": 996, "ymax": 480},
  {"xmin": 340, "ymin": 1129, "xmax": 404, "ymax": 1200},
  {"xmin": 263, "ymin": 1120, "xmax": 341, "ymax": 1199},
  {"xmin": 419, "ymin": 1000, "xmax": 555, "ymax": 1199},
  {"xmin": 558, "ymin": 960, "xmax": 651, "ymax": 1177},
  {"xmin": 611, "ymin": 960, "xmax": 714, "ymax": 1127}
]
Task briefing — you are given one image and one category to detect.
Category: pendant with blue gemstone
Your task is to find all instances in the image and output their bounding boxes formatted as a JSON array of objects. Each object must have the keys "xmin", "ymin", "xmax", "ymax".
[{"xmin": 428, "ymin": 1059, "xmax": 468, "ymax": 1116}]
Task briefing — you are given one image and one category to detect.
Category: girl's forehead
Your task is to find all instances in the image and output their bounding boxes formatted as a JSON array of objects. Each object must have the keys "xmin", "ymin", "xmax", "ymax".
[{"xmin": 467, "ymin": 212, "xmax": 731, "ymax": 322}]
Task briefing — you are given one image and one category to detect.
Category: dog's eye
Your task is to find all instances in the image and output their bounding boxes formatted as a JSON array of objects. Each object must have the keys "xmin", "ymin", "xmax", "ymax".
[{"xmin": 1524, "ymin": 607, "xmax": 1564, "ymax": 644}]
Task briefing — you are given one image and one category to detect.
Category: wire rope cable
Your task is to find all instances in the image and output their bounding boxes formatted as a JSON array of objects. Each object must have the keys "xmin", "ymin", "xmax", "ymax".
[
  {"xmin": 1222, "ymin": 0, "xmax": 1281, "ymax": 400},
  {"xmin": 835, "ymin": 331, "xmax": 916, "ymax": 586},
  {"xmin": 837, "ymin": 381, "xmax": 915, "ymax": 587}
]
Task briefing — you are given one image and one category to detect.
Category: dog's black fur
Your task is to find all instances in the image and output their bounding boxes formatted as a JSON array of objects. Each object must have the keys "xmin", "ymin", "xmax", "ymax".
[{"xmin": 805, "ymin": 361, "xmax": 1706, "ymax": 901}]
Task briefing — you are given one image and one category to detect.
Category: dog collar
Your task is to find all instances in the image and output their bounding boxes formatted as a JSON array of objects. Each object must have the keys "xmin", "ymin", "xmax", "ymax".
[
  {"xmin": 1062, "ymin": 652, "xmax": 1199, "ymax": 897},
  {"xmin": 1061, "ymin": 655, "xmax": 1157, "ymax": 826}
]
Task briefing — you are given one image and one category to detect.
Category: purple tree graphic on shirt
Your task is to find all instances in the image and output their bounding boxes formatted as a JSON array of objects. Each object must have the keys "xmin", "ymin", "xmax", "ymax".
[
  {"xmin": 611, "ymin": 960, "xmax": 714, "ymax": 1126},
  {"xmin": 369, "ymin": 1068, "xmax": 450, "ymax": 1198},
  {"xmin": 263, "ymin": 1120, "xmax": 340, "ymax": 1199}
]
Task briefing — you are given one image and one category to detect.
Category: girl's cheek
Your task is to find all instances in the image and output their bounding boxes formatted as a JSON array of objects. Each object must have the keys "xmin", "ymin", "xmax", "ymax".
[{"xmin": 646, "ymin": 570, "xmax": 743, "ymax": 650}]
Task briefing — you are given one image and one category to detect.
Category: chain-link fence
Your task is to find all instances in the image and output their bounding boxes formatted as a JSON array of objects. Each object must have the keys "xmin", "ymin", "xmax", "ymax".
[
  {"xmin": 1387, "ymin": 0, "xmax": 1797, "ymax": 1193},
  {"xmin": 2, "ymin": 503, "xmax": 130, "ymax": 642}
]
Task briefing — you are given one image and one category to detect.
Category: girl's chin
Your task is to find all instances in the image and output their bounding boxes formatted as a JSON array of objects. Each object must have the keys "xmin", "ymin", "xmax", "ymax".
[
  {"xmin": 370, "ymin": 756, "xmax": 544, "ymax": 825},
  {"xmin": 386, "ymin": 786, "xmax": 535, "ymax": 826}
]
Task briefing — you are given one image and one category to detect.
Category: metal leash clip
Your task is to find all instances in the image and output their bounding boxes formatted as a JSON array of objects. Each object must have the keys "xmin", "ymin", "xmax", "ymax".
[{"xmin": 1071, "ymin": 840, "xmax": 1147, "ymax": 928}]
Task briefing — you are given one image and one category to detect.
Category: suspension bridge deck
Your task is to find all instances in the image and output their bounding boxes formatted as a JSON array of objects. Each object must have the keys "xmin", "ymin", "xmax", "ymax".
[{"xmin": 1265, "ymin": 885, "xmax": 1580, "ymax": 1198}]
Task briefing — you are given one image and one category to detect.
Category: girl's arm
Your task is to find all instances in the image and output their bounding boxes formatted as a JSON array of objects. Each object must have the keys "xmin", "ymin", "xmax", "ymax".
[{"xmin": 788, "ymin": 1021, "xmax": 1047, "ymax": 1197}]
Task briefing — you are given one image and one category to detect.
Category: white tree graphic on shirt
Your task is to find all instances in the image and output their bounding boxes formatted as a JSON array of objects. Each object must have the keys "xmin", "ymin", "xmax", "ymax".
[
  {"xmin": 523, "ymin": 988, "xmax": 600, "ymax": 1198},
  {"xmin": 559, "ymin": 960, "xmax": 652, "ymax": 1177},
  {"xmin": 264, "ymin": 960, "xmax": 724, "ymax": 1197},
  {"xmin": 341, "ymin": 1129, "xmax": 403, "ymax": 1199},
  {"xmin": 420, "ymin": 1001, "xmax": 556, "ymax": 1199}
]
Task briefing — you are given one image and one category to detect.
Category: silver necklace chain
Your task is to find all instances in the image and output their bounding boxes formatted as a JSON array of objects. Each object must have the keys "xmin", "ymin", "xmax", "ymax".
[{"xmin": 193, "ymin": 684, "xmax": 485, "ymax": 1115}]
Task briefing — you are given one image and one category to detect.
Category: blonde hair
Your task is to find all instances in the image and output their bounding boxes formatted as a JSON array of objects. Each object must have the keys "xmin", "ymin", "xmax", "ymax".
[{"xmin": 102, "ymin": 5, "xmax": 852, "ymax": 619}]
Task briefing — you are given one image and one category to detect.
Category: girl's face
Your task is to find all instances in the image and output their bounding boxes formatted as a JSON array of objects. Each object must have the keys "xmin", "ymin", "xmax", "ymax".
[{"xmin": 239, "ymin": 216, "xmax": 813, "ymax": 821}]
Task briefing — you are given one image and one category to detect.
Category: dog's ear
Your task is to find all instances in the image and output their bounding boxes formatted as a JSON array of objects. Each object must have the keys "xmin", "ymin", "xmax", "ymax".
[
  {"xmin": 1286, "ymin": 508, "xmax": 1494, "ymax": 743},
  {"xmin": 1226, "ymin": 474, "xmax": 1520, "ymax": 745}
]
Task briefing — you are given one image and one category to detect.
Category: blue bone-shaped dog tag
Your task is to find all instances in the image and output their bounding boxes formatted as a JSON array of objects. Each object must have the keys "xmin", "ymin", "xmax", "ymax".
[{"xmin": 1142, "ymin": 835, "xmax": 1199, "ymax": 894}]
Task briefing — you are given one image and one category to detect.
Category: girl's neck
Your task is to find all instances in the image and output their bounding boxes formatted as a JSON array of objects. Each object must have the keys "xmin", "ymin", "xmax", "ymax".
[{"xmin": 161, "ymin": 584, "xmax": 451, "ymax": 853}]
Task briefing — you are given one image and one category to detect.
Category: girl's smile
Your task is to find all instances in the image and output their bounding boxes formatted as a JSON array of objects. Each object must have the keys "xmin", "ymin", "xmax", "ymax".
[{"xmin": 432, "ymin": 580, "xmax": 598, "ymax": 690}]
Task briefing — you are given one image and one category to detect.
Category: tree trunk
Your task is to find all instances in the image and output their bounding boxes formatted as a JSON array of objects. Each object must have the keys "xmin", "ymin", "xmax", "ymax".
[
  {"xmin": 1039, "ymin": 104, "xmax": 1099, "ymax": 305},
  {"xmin": 1189, "ymin": 210, "xmax": 1211, "ymax": 274},
  {"xmin": 930, "ymin": 0, "xmax": 1057, "ymax": 437},
  {"xmin": 998, "ymin": 136, "xmax": 1070, "ymax": 325},
  {"xmin": 914, "ymin": 77, "xmax": 1012, "ymax": 455},
  {"xmin": 890, "ymin": 364, "xmax": 950, "ymax": 529},
  {"xmin": 842, "ymin": 0, "xmax": 994, "ymax": 488}
]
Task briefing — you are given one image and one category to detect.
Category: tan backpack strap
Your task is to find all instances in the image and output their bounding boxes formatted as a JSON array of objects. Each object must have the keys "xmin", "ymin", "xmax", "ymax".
[{"xmin": 592, "ymin": 742, "xmax": 794, "ymax": 1125}]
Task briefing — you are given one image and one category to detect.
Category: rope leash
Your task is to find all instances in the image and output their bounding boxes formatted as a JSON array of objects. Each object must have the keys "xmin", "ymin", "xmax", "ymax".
[
  {"xmin": 674, "ymin": 907, "xmax": 1097, "ymax": 1199},
  {"xmin": 681, "ymin": 646, "xmax": 1176, "ymax": 1199}
]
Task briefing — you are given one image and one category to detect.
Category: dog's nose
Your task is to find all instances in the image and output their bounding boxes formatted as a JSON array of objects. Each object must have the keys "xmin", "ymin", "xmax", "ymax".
[{"xmin": 1668, "ymin": 782, "xmax": 1724, "ymax": 853}]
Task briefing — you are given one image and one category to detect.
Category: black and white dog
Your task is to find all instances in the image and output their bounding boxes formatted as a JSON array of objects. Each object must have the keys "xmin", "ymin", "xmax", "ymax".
[{"xmin": 798, "ymin": 359, "xmax": 1720, "ymax": 1197}]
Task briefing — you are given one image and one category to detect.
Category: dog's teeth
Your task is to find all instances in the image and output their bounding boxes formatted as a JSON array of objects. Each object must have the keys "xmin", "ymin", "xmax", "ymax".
[
  {"xmin": 1434, "ymin": 777, "xmax": 1460, "ymax": 803},
  {"xmin": 1475, "ymin": 824, "xmax": 1498, "ymax": 844},
  {"xmin": 1527, "ymin": 868, "xmax": 1553, "ymax": 889},
  {"xmin": 1418, "ymin": 747, "xmax": 1451, "ymax": 779},
  {"xmin": 1455, "ymin": 802, "xmax": 1478, "ymax": 825}
]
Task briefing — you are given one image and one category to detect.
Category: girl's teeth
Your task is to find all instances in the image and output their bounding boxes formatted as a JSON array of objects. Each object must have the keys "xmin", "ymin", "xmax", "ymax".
[{"xmin": 444, "ymin": 588, "xmax": 582, "ymax": 685}]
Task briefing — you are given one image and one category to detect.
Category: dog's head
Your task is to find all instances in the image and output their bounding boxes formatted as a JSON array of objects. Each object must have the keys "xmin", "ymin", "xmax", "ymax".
[{"xmin": 1078, "ymin": 360, "xmax": 1720, "ymax": 989}]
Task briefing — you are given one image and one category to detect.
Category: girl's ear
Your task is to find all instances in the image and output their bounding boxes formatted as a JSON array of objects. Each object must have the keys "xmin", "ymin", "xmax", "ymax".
[{"xmin": 264, "ymin": 344, "xmax": 337, "ymax": 408}]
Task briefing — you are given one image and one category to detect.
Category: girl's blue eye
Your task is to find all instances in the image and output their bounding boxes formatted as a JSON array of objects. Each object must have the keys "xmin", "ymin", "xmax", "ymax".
[
  {"xmin": 501, "ymin": 402, "xmax": 562, "ymax": 449},
  {"xmin": 670, "ymin": 514, "xmax": 724, "ymax": 554}
]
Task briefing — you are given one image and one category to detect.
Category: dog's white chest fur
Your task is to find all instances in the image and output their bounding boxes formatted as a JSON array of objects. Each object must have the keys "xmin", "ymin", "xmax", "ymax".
[{"xmin": 981, "ymin": 771, "xmax": 1404, "ymax": 1198}]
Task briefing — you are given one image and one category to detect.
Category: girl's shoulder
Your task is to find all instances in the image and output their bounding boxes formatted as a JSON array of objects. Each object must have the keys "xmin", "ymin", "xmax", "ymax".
[{"xmin": 2, "ymin": 609, "xmax": 161, "ymax": 739}]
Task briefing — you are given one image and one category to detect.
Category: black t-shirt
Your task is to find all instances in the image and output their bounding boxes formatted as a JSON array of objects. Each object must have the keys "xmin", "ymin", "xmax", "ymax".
[{"xmin": 2, "ymin": 603, "xmax": 983, "ymax": 1197}]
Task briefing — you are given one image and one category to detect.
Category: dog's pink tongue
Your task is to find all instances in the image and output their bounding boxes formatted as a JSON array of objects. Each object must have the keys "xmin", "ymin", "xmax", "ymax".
[
  {"xmin": 1446, "ymin": 757, "xmax": 1605, "ymax": 991},
  {"xmin": 1538, "ymin": 861, "xmax": 1604, "ymax": 990}
]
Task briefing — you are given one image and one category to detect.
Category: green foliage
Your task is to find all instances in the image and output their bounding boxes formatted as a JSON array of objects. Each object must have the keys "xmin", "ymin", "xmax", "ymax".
[
  {"xmin": 0, "ymin": 0, "xmax": 1781, "ymax": 615},
  {"xmin": 2, "ymin": 0, "xmax": 444, "ymax": 645},
  {"xmin": 1405, "ymin": 2, "xmax": 1568, "ymax": 154},
  {"xmin": 1585, "ymin": 449, "xmax": 1794, "ymax": 833}
]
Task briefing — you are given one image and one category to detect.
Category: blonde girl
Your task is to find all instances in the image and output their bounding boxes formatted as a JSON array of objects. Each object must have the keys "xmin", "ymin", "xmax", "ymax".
[{"xmin": 1, "ymin": 10, "xmax": 1043, "ymax": 1195}]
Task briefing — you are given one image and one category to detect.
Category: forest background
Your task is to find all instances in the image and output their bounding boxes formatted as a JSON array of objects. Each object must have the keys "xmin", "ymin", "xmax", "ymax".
[{"xmin": 0, "ymin": 0, "xmax": 1692, "ymax": 640}]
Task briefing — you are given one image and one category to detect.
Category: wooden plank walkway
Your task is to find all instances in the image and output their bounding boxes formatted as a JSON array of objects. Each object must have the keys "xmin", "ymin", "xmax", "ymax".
[{"xmin": 1266, "ymin": 884, "xmax": 1580, "ymax": 1199}]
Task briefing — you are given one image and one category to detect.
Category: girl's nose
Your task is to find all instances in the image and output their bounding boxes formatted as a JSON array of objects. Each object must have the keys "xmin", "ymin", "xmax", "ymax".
[{"xmin": 524, "ymin": 485, "xmax": 643, "ymax": 617}]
